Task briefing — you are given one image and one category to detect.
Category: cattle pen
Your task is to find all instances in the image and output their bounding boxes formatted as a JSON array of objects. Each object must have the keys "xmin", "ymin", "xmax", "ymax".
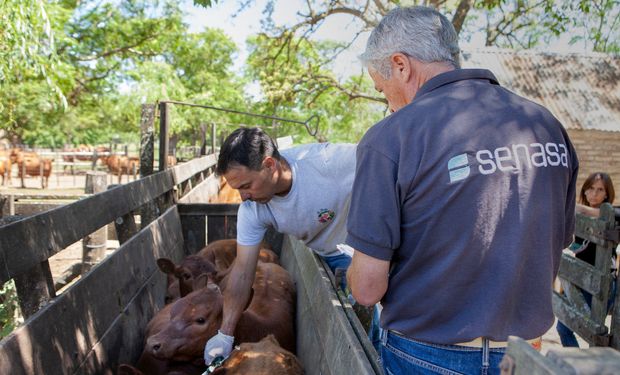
[{"xmin": 0, "ymin": 153, "xmax": 382, "ymax": 374}]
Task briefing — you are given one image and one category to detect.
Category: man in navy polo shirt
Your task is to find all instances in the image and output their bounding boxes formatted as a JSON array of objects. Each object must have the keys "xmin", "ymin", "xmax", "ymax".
[{"xmin": 345, "ymin": 6, "xmax": 578, "ymax": 375}]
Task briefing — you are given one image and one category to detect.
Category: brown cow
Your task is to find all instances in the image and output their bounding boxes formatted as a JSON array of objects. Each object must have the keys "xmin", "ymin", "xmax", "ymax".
[
  {"xmin": 158, "ymin": 239, "xmax": 278, "ymax": 302},
  {"xmin": 119, "ymin": 334, "xmax": 302, "ymax": 375},
  {"xmin": 146, "ymin": 262, "xmax": 296, "ymax": 362},
  {"xmin": 0, "ymin": 150, "xmax": 11, "ymax": 186},
  {"xmin": 105, "ymin": 154, "xmax": 140, "ymax": 183},
  {"xmin": 211, "ymin": 335, "xmax": 303, "ymax": 375},
  {"xmin": 14, "ymin": 150, "xmax": 53, "ymax": 189},
  {"xmin": 157, "ymin": 255, "xmax": 219, "ymax": 303},
  {"xmin": 197, "ymin": 239, "xmax": 279, "ymax": 272},
  {"xmin": 209, "ymin": 177, "xmax": 242, "ymax": 203}
]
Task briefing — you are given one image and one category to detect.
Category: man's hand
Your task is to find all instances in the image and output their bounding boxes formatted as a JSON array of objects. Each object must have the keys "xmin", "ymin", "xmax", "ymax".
[{"xmin": 203, "ymin": 330, "xmax": 234, "ymax": 365}]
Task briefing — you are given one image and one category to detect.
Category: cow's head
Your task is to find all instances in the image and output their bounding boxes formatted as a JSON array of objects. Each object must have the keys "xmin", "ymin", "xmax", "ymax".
[
  {"xmin": 158, "ymin": 256, "xmax": 217, "ymax": 298},
  {"xmin": 146, "ymin": 274, "xmax": 223, "ymax": 361}
]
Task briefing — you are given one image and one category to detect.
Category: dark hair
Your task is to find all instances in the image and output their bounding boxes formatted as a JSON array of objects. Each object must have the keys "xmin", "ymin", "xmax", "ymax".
[
  {"xmin": 579, "ymin": 172, "xmax": 615, "ymax": 206},
  {"xmin": 216, "ymin": 127, "xmax": 281, "ymax": 175}
]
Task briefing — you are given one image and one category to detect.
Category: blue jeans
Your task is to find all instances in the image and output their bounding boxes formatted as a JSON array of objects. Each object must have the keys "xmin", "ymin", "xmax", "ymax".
[{"xmin": 380, "ymin": 330, "xmax": 506, "ymax": 375}]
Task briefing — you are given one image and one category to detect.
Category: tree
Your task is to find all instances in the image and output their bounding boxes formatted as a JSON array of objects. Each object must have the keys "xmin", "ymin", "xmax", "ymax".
[
  {"xmin": 1, "ymin": 0, "xmax": 247, "ymax": 147},
  {"xmin": 226, "ymin": 0, "xmax": 620, "ymax": 142}
]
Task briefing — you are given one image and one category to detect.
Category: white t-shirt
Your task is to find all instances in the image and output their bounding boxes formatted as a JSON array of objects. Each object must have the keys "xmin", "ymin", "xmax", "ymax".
[{"xmin": 236, "ymin": 143, "xmax": 356, "ymax": 257}]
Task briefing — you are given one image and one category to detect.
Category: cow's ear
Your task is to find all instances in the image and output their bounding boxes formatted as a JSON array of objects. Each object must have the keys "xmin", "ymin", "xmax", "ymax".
[
  {"xmin": 194, "ymin": 273, "xmax": 209, "ymax": 289},
  {"xmin": 157, "ymin": 258, "xmax": 175, "ymax": 274}
]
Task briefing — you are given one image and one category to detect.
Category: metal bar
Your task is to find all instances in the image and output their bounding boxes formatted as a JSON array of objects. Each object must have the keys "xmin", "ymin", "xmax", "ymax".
[{"xmin": 160, "ymin": 100, "xmax": 319, "ymax": 137}]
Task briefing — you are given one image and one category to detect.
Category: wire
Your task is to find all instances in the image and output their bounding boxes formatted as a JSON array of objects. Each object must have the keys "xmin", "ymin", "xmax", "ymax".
[{"xmin": 159, "ymin": 100, "xmax": 319, "ymax": 137}]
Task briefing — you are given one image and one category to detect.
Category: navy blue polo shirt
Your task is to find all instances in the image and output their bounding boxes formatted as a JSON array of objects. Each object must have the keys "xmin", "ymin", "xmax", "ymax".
[{"xmin": 346, "ymin": 69, "xmax": 578, "ymax": 343}]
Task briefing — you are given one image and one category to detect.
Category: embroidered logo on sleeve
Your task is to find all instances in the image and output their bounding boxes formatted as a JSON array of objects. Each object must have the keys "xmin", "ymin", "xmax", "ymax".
[{"xmin": 317, "ymin": 209, "xmax": 335, "ymax": 223}]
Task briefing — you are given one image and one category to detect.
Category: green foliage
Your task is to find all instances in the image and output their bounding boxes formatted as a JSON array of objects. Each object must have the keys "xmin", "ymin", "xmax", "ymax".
[
  {"xmin": 1, "ymin": 1, "xmax": 247, "ymax": 147},
  {"xmin": 193, "ymin": 0, "xmax": 220, "ymax": 8},
  {"xmin": 246, "ymin": 33, "xmax": 384, "ymax": 142},
  {"xmin": 0, "ymin": 281, "xmax": 20, "ymax": 339}
]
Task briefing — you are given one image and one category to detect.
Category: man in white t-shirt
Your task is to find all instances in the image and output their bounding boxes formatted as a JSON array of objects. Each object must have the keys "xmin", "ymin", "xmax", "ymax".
[{"xmin": 203, "ymin": 127, "xmax": 357, "ymax": 365}]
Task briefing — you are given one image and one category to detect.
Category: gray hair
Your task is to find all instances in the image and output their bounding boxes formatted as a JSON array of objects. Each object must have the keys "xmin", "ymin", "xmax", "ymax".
[{"xmin": 360, "ymin": 6, "xmax": 461, "ymax": 77}]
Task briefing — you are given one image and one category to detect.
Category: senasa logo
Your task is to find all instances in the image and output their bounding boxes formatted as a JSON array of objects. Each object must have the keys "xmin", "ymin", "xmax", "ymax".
[
  {"xmin": 448, "ymin": 153, "xmax": 470, "ymax": 183},
  {"xmin": 448, "ymin": 142, "xmax": 569, "ymax": 183}
]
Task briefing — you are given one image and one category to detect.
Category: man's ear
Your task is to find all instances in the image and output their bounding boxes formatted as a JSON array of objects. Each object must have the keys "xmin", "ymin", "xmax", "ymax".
[
  {"xmin": 391, "ymin": 53, "xmax": 412, "ymax": 81},
  {"xmin": 262, "ymin": 156, "xmax": 276, "ymax": 171}
]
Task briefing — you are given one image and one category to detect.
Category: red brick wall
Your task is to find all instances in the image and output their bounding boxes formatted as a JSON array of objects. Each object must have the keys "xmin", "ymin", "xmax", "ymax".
[{"xmin": 567, "ymin": 129, "xmax": 620, "ymax": 204}]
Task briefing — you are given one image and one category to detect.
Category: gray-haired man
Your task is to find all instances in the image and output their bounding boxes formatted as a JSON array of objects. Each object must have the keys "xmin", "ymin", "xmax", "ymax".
[{"xmin": 346, "ymin": 6, "xmax": 578, "ymax": 374}]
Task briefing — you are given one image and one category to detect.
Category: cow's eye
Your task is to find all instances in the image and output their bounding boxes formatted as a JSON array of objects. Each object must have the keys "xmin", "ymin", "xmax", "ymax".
[
  {"xmin": 183, "ymin": 273, "xmax": 191, "ymax": 280},
  {"xmin": 196, "ymin": 317, "xmax": 206, "ymax": 324}
]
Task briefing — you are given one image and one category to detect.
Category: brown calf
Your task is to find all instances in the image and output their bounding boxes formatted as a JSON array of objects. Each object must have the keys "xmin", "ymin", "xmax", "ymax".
[
  {"xmin": 146, "ymin": 262, "xmax": 296, "ymax": 362},
  {"xmin": 158, "ymin": 239, "xmax": 279, "ymax": 303},
  {"xmin": 211, "ymin": 334, "xmax": 303, "ymax": 375}
]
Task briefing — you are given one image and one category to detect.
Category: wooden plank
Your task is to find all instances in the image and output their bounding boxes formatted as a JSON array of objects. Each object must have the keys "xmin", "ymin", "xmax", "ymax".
[
  {"xmin": 76, "ymin": 270, "xmax": 168, "ymax": 374},
  {"xmin": 14, "ymin": 202, "xmax": 65, "ymax": 216},
  {"xmin": 610, "ymin": 276, "xmax": 620, "ymax": 349},
  {"xmin": 171, "ymin": 154, "xmax": 217, "ymax": 186},
  {"xmin": 181, "ymin": 213, "xmax": 206, "ymax": 256},
  {"xmin": 0, "ymin": 170, "xmax": 176, "ymax": 284},
  {"xmin": 280, "ymin": 236, "xmax": 380, "ymax": 375},
  {"xmin": 0, "ymin": 206, "xmax": 185, "ymax": 375},
  {"xmin": 501, "ymin": 336, "xmax": 565, "ymax": 375},
  {"xmin": 552, "ymin": 292, "xmax": 609, "ymax": 346},
  {"xmin": 545, "ymin": 347, "xmax": 620, "ymax": 374},
  {"xmin": 557, "ymin": 252, "xmax": 605, "ymax": 296},
  {"xmin": 178, "ymin": 203, "xmax": 239, "ymax": 217},
  {"xmin": 179, "ymin": 173, "xmax": 219, "ymax": 204}
]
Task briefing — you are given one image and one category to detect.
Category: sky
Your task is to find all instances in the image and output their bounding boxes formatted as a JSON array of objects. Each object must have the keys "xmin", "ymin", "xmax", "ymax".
[
  {"xmin": 183, "ymin": 0, "xmax": 371, "ymax": 78},
  {"xmin": 182, "ymin": 0, "xmax": 589, "ymax": 78}
]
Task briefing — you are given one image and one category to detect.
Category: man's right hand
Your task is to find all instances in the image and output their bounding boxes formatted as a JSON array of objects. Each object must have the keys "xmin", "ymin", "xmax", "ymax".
[{"xmin": 203, "ymin": 330, "xmax": 234, "ymax": 365}]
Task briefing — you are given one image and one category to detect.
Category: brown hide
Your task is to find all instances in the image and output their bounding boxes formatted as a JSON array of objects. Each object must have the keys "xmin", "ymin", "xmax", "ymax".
[
  {"xmin": 157, "ymin": 255, "xmax": 219, "ymax": 301},
  {"xmin": 197, "ymin": 239, "xmax": 279, "ymax": 272},
  {"xmin": 15, "ymin": 151, "xmax": 53, "ymax": 188},
  {"xmin": 158, "ymin": 239, "xmax": 278, "ymax": 302},
  {"xmin": 146, "ymin": 262, "xmax": 296, "ymax": 362},
  {"xmin": 106, "ymin": 155, "xmax": 140, "ymax": 183},
  {"xmin": 211, "ymin": 335, "xmax": 303, "ymax": 375},
  {"xmin": 0, "ymin": 151, "xmax": 11, "ymax": 185},
  {"xmin": 209, "ymin": 178, "xmax": 242, "ymax": 203}
]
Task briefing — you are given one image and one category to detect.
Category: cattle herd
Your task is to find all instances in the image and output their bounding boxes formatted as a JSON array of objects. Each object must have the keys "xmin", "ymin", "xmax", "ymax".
[
  {"xmin": 117, "ymin": 239, "xmax": 303, "ymax": 375},
  {"xmin": 0, "ymin": 145, "xmax": 178, "ymax": 188}
]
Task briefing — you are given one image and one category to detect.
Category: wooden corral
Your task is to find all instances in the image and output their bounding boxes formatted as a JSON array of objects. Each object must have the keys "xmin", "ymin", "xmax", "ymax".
[
  {"xmin": 0, "ymin": 153, "xmax": 381, "ymax": 374},
  {"xmin": 501, "ymin": 204, "xmax": 620, "ymax": 374}
]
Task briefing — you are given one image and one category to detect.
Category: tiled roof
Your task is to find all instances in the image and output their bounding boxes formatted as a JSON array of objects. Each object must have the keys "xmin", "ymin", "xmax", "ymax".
[{"xmin": 461, "ymin": 48, "xmax": 620, "ymax": 132}]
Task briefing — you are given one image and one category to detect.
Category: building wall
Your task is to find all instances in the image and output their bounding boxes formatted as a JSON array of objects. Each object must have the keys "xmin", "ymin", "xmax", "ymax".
[{"xmin": 567, "ymin": 129, "xmax": 620, "ymax": 203}]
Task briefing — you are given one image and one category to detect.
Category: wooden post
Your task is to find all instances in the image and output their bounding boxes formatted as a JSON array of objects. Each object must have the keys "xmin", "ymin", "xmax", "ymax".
[
  {"xmin": 159, "ymin": 102, "xmax": 169, "ymax": 172},
  {"xmin": 211, "ymin": 122, "xmax": 217, "ymax": 155},
  {"xmin": 81, "ymin": 171, "xmax": 108, "ymax": 273},
  {"xmin": 0, "ymin": 194, "xmax": 14, "ymax": 217},
  {"xmin": 140, "ymin": 104, "xmax": 157, "ymax": 227},
  {"xmin": 13, "ymin": 262, "xmax": 56, "ymax": 318},
  {"xmin": 91, "ymin": 149, "xmax": 98, "ymax": 170},
  {"xmin": 200, "ymin": 123, "xmax": 207, "ymax": 156},
  {"xmin": 107, "ymin": 184, "xmax": 139, "ymax": 244}
]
